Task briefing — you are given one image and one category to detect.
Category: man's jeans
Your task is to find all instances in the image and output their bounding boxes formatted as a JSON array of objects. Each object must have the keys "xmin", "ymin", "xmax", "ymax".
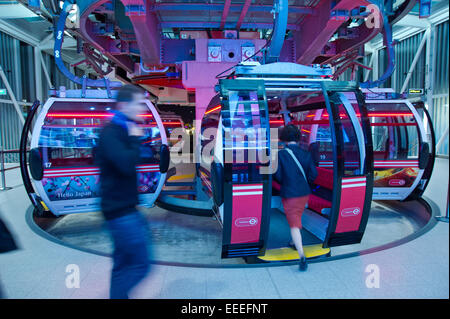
[{"xmin": 106, "ymin": 210, "xmax": 151, "ymax": 299}]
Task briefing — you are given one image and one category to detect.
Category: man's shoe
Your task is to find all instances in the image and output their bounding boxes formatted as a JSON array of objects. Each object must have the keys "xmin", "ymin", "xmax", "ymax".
[{"xmin": 299, "ymin": 256, "xmax": 308, "ymax": 271}]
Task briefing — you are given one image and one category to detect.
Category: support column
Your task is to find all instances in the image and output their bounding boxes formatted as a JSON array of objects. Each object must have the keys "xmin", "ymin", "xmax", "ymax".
[
  {"xmin": 363, "ymin": 51, "xmax": 375, "ymax": 82},
  {"xmin": 400, "ymin": 29, "xmax": 429, "ymax": 93},
  {"xmin": 13, "ymin": 38, "xmax": 22, "ymax": 101},
  {"xmin": 424, "ymin": 24, "xmax": 435, "ymax": 122},
  {"xmin": 0, "ymin": 65, "xmax": 25, "ymax": 126},
  {"xmin": 39, "ymin": 50, "xmax": 54, "ymax": 89},
  {"xmin": 372, "ymin": 49, "xmax": 379, "ymax": 83},
  {"xmin": 193, "ymin": 87, "xmax": 217, "ymax": 163},
  {"xmin": 34, "ymin": 46, "xmax": 43, "ymax": 102},
  {"xmin": 182, "ymin": 59, "xmax": 235, "ymax": 164}
]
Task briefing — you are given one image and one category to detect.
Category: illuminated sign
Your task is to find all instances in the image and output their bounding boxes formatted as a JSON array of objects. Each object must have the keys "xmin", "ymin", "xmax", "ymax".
[
  {"xmin": 208, "ymin": 46, "xmax": 222, "ymax": 62},
  {"xmin": 0, "ymin": 88, "xmax": 7, "ymax": 95},
  {"xmin": 409, "ymin": 89, "xmax": 424, "ymax": 94}
]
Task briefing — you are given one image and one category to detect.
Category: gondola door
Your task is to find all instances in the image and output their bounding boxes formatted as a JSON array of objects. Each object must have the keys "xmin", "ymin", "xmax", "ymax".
[
  {"xmin": 217, "ymin": 79, "xmax": 272, "ymax": 258},
  {"xmin": 406, "ymin": 101, "xmax": 435, "ymax": 200},
  {"xmin": 322, "ymin": 88, "xmax": 373, "ymax": 247}
]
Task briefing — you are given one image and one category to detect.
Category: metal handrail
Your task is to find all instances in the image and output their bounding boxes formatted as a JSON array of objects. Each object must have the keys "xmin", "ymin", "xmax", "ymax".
[
  {"xmin": 435, "ymin": 178, "xmax": 449, "ymax": 223},
  {"xmin": 0, "ymin": 149, "xmax": 28, "ymax": 154},
  {"xmin": 0, "ymin": 148, "xmax": 30, "ymax": 191},
  {"xmin": 1, "ymin": 149, "xmax": 17, "ymax": 190}
]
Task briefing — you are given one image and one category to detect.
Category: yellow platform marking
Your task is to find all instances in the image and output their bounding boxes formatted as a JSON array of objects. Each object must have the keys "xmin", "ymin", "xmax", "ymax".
[
  {"xmin": 167, "ymin": 173, "xmax": 195, "ymax": 181},
  {"xmin": 40, "ymin": 201, "xmax": 50, "ymax": 211},
  {"xmin": 258, "ymin": 244, "xmax": 330, "ymax": 262}
]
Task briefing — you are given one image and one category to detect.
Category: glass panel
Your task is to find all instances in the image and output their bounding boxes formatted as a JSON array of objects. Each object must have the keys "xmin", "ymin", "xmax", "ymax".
[
  {"xmin": 39, "ymin": 101, "xmax": 160, "ymax": 167},
  {"xmin": 39, "ymin": 101, "xmax": 116, "ymax": 167},
  {"xmin": 365, "ymin": 102, "xmax": 419, "ymax": 160},
  {"xmin": 364, "ymin": 102, "xmax": 420, "ymax": 188},
  {"xmin": 200, "ymin": 105, "xmax": 220, "ymax": 164},
  {"xmin": 38, "ymin": 101, "xmax": 161, "ymax": 201},
  {"xmin": 140, "ymin": 124, "xmax": 162, "ymax": 164},
  {"xmin": 335, "ymin": 103, "xmax": 361, "ymax": 176},
  {"xmin": 222, "ymin": 90, "xmax": 269, "ymax": 183},
  {"xmin": 269, "ymin": 114, "xmax": 284, "ymax": 128},
  {"xmin": 288, "ymin": 105, "xmax": 333, "ymax": 218},
  {"xmin": 290, "ymin": 108, "xmax": 332, "ymax": 165}
]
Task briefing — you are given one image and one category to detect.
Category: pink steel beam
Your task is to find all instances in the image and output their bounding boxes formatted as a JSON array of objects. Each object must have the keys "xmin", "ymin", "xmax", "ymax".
[
  {"xmin": 236, "ymin": 0, "xmax": 252, "ymax": 30},
  {"xmin": 161, "ymin": 21, "xmax": 300, "ymax": 30},
  {"xmin": 220, "ymin": 0, "xmax": 232, "ymax": 29},
  {"xmin": 152, "ymin": 3, "xmax": 314, "ymax": 14},
  {"xmin": 78, "ymin": 0, "xmax": 135, "ymax": 73},
  {"xmin": 320, "ymin": 11, "xmax": 382, "ymax": 66},
  {"xmin": 293, "ymin": 0, "xmax": 380, "ymax": 65},
  {"xmin": 120, "ymin": 0, "xmax": 161, "ymax": 66}
]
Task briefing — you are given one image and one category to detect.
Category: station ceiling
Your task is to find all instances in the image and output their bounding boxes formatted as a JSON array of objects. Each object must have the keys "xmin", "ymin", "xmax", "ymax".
[{"xmin": 0, "ymin": 1, "xmax": 448, "ymax": 72}]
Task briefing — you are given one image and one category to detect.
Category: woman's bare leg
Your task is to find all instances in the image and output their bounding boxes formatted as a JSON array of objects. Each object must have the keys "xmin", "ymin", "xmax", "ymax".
[{"xmin": 290, "ymin": 227, "xmax": 305, "ymax": 258}]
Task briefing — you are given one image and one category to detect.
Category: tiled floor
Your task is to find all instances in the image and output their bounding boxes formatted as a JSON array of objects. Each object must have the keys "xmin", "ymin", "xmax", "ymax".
[{"xmin": 0, "ymin": 159, "xmax": 448, "ymax": 299}]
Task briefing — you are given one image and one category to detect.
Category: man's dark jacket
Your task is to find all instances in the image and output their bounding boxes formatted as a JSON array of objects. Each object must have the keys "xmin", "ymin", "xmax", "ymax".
[
  {"xmin": 95, "ymin": 116, "xmax": 141, "ymax": 220},
  {"xmin": 274, "ymin": 144, "xmax": 318, "ymax": 198}
]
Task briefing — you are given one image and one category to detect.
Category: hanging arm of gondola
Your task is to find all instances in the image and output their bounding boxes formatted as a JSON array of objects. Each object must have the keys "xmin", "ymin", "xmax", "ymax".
[
  {"xmin": 54, "ymin": 1, "xmax": 123, "ymax": 91},
  {"xmin": 360, "ymin": 7, "xmax": 395, "ymax": 88}
]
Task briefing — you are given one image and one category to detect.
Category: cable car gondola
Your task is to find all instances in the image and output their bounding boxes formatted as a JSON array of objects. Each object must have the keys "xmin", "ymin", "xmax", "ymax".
[
  {"xmin": 348, "ymin": 89, "xmax": 434, "ymax": 201},
  {"xmin": 198, "ymin": 62, "xmax": 373, "ymax": 259},
  {"xmin": 21, "ymin": 90, "xmax": 169, "ymax": 216},
  {"xmin": 278, "ymin": 88, "xmax": 435, "ymax": 201}
]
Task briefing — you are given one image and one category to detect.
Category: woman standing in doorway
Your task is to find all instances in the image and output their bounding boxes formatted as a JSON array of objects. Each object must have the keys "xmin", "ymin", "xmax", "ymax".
[{"xmin": 274, "ymin": 125, "xmax": 318, "ymax": 271}]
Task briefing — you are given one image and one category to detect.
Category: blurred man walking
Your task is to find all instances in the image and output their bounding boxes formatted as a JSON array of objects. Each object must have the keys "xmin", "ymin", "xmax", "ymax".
[{"xmin": 96, "ymin": 85, "xmax": 151, "ymax": 299}]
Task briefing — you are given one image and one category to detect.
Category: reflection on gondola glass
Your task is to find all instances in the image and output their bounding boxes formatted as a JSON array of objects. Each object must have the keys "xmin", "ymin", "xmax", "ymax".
[
  {"xmin": 222, "ymin": 90, "xmax": 270, "ymax": 183},
  {"xmin": 162, "ymin": 116, "xmax": 184, "ymax": 151},
  {"xmin": 366, "ymin": 102, "xmax": 420, "ymax": 187},
  {"xmin": 199, "ymin": 102, "xmax": 221, "ymax": 196},
  {"xmin": 336, "ymin": 103, "xmax": 361, "ymax": 176},
  {"xmin": 290, "ymin": 108, "xmax": 333, "ymax": 164},
  {"xmin": 37, "ymin": 101, "xmax": 162, "ymax": 201}
]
